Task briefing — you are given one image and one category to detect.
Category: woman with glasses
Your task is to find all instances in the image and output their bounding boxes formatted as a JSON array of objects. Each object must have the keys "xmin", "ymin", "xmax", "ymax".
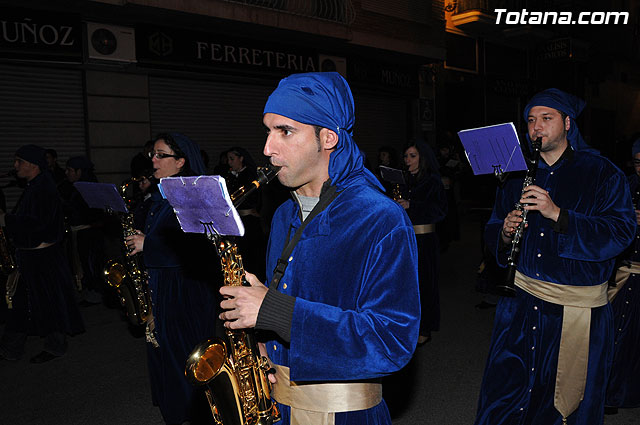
[{"xmin": 126, "ymin": 132, "xmax": 219, "ymax": 425}]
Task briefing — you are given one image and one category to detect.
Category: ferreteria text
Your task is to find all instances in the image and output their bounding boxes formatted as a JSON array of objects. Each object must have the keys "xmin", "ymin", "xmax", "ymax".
[{"xmin": 495, "ymin": 9, "xmax": 629, "ymax": 25}]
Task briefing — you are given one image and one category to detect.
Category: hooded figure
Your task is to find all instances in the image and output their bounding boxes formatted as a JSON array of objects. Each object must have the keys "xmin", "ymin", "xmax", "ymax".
[
  {"xmin": 220, "ymin": 72, "xmax": 421, "ymax": 425},
  {"xmin": 476, "ymin": 88, "xmax": 635, "ymax": 425},
  {"xmin": 125, "ymin": 132, "xmax": 219, "ymax": 425},
  {"xmin": 523, "ymin": 88, "xmax": 598, "ymax": 154}
]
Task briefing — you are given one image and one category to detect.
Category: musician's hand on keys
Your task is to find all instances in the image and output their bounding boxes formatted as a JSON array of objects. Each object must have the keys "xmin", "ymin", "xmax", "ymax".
[
  {"xmin": 125, "ymin": 231, "xmax": 145, "ymax": 255},
  {"xmin": 397, "ymin": 199, "xmax": 410, "ymax": 209},
  {"xmin": 259, "ymin": 343, "xmax": 277, "ymax": 384},
  {"xmin": 520, "ymin": 185, "xmax": 560, "ymax": 221},
  {"xmin": 219, "ymin": 272, "xmax": 267, "ymax": 329},
  {"xmin": 502, "ymin": 209, "xmax": 523, "ymax": 242}
]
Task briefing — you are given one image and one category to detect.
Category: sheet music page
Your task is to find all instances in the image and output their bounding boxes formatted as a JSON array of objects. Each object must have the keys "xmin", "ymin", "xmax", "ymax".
[
  {"xmin": 73, "ymin": 182, "xmax": 129, "ymax": 213},
  {"xmin": 457, "ymin": 122, "xmax": 528, "ymax": 176},
  {"xmin": 159, "ymin": 175, "xmax": 244, "ymax": 236}
]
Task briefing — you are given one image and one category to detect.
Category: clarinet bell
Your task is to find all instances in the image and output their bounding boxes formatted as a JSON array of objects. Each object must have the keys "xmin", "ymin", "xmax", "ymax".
[{"xmin": 495, "ymin": 266, "xmax": 517, "ymax": 297}]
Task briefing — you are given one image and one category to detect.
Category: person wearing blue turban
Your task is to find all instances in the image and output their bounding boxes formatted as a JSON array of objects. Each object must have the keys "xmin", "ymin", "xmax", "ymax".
[
  {"xmin": 125, "ymin": 132, "xmax": 218, "ymax": 424},
  {"xmin": 218, "ymin": 72, "xmax": 420, "ymax": 425},
  {"xmin": 604, "ymin": 136, "xmax": 640, "ymax": 413},
  {"xmin": 0, "ymin": 145, "xmax": 84, "ymax": 363},
  {"xmin": 475, "ymin": 89, "xmax": 636, "ymax": 424}
]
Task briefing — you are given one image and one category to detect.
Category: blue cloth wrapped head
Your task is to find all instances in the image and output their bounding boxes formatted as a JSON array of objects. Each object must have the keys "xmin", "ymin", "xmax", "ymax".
[
  {"xmin": 523, "ymin": 88, "xmax": 598, "ymax": 154},
  {"xmin": 168, "ymin": 132, "xmax": 206, "ymax": 176},
  {"xmin": 263, "ymin": 72, "xmax": 382, "ymax": 191}
]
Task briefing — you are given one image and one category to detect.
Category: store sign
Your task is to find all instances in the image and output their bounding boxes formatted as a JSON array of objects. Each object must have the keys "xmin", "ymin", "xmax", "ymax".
[
  {"xmin": 349, "ymin": 57, "xmax": 418, "ymax": 93},
  {"xmin": 137, "ymin": 26, "xmax": 317, "ymax": 75},
  {"xmin": 0, "ymin": 8, "xmax": 82, "ymax": 60}
]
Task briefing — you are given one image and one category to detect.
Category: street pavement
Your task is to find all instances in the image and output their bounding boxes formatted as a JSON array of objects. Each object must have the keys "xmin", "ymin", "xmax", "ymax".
[{"xmin": 1, "ymin": 212, "xmax": 638, "ymax": 424}]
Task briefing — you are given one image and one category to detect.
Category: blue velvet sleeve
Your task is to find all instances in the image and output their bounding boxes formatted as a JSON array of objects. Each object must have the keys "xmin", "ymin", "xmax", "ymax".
[
  {"xmin": 288, "ymin": 226, "xmax": 420, "ymax": 381},
  {"xmin": 559, "ymin": 170, "xmax": 636, "ymax": 261}
]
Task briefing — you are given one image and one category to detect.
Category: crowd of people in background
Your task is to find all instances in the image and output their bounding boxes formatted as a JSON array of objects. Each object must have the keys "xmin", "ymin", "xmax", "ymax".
[{"xmin": 0, "ymin": 74, "xmax": 639, "ymax": 425}]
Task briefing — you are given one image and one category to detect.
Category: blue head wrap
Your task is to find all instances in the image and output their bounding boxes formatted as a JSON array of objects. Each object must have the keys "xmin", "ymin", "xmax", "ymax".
[
  {"xmin": 169, "ymin": 132, "xmax": 206, "ymax": 175},
  {"xmin": 263, "ymin": 72, "xmax": 382, "ymax": 191},
  {"xmin": 632, "ymin": 138, "xmax": 640, "ymax": 157},
  {"xmin": 523, "ymin": 88, "xmax": 598, "ymax": 154}
]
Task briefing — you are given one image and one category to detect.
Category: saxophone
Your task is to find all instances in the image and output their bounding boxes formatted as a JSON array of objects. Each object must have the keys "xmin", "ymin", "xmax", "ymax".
[
  {"xmin": 185, "ymin": 164, "xmax": 281, "ymax": 425},
  {"xmin": 104, "ymin": 177, "xmax": 152, "ymax": 327},
  {"xmin": 1, "ymin": 225, "xmax": 19, "ymax": 309}
]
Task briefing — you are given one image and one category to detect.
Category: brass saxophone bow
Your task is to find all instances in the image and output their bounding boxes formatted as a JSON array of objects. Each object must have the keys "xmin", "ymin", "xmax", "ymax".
[
  {"xmin": 104, "ymin": 177, "xmax": 152, "ymax": 327},
  {"xmin": 185, "ymin": 164, "xmax": 281, "ymax": 425}
]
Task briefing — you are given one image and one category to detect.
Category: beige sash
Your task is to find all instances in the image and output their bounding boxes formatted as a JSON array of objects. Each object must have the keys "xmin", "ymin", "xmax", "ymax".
[
  {"xmin": 514, "ymin": 271, "xmax": 608, "ymax": 421},
  {"xmin": 608, "ymin": 261, "xmax": 640, "ymax": 301},
  {"xmin": 271, "ymin": 364, "xmax": 382, "ymax": 425},
  {"xmin": 413, "ymin": 223, "xmax": 435, "ymax": 234}
]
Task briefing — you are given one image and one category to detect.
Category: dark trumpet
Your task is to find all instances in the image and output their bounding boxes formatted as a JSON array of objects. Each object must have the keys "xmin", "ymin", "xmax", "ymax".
[
  {"xmin": 0, "ymin": 170, "xmax": 17, "ymax": 178},
  {"xmin": 497, "ymin": 137, "xmax": 542, "ymax": 297}
]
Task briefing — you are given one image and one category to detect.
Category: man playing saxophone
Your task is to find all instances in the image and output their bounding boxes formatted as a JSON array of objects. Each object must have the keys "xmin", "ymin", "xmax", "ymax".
[
  {"xmin": 0, "ymin": 145, "xmax": 84, "ymax": 363},
  {"xmin": 218, "ymin": 72, "xmax": 421, "ymax": 425},
  {"xmin": 475, "ymin": 89, "xmax": 636, "ymax": 425}
]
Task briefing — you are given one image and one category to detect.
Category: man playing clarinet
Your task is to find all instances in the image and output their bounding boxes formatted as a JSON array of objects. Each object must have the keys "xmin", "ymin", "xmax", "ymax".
[{"xmin": 475, "ymin": 88, "xmax": 636, "ymax": 425}]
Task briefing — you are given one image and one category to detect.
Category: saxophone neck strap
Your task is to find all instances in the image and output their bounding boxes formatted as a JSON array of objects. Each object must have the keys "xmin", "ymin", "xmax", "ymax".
[{"xmin": 270, "ymin": 184, "xmax": 339, "ymax": 291}]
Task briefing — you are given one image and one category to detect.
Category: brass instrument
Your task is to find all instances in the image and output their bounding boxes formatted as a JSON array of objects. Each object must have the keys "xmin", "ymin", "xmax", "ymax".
[
  {"xmin": 104, "ymin": 177, "xmax": 152, "ymax": 327},
  {"xmin": 497, "ymin": 137, "xmax": 542, "ymax": 297},
  {"xmin": 1, "ymin": 225, "xmax": 19, "ymax": 309},
  {"xmin": 185, "ymin": 164, "xmax": 281, "ymax": 425}
]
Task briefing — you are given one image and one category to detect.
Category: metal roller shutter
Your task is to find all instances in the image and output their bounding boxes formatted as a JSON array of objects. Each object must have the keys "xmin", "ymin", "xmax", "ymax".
[
  {"xmin": 0, "ymin": 63, "xmax": 86, "ymax": 210},
  {"xmin": 149, "ymin": 77, "xmax": 276, "ymax": 169},
  {"xmin": 353, "ymin": 93, "xmax": 408, "ymax": 168}
]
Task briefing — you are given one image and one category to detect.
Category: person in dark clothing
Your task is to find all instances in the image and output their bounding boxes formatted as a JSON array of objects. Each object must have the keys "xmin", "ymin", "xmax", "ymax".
[
  {"xmin": 0, "ymin": 144, "xmax": 84, "ymax": 363},
  {"xmin": 125, "ymin": 133, "xmax": 219, "ymax": 425},
  {"xmin": 45, "ymin": 148, "xmax": 67, "ymax": 187},
  {"xmin": 398, "ymin": 139, "xmax": 448, "ymax": 344},
  {"xmin": 63, "ymin": 156, "xmax": 106, "ymax": 305},
  {"xmin": 224, "ymin": 146, "xmax": 267, "ymax": 281}
]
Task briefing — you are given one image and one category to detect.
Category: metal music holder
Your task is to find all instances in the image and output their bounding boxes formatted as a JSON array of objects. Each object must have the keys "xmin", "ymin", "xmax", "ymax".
[
  {"xmin": 73, "ymin": 182, "xmax": 129, "ymax": 214},
  {"xmin": 158, "ymin": 175, "xmax": 244, "ymax": 237},
  {"xmin": 457, "ymin": 122, "xmax": 528, "ymax": 179}
]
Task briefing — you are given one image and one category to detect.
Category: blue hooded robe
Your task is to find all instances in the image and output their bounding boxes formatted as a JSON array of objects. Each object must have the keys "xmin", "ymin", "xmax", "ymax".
[
  {"xmin": 475, "ymin": 89, "xmax": 636, "ymax": 424},
  {"xmin": 262, "ymin": 72, "xmax": 421, "ymax": 424},
  {"xmin": 143, "ymin": 133, "xmax": 220, "ymax": 424}
]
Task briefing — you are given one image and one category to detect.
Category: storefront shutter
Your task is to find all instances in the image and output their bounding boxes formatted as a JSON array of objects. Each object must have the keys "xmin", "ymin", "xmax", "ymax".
[
  {"xmin": 149, "ymin": 76, "xmax": 276, "ymax": 170},
  {"xmin": 0, "ymin": 63, "xmax": 86, "ymax": 210}
]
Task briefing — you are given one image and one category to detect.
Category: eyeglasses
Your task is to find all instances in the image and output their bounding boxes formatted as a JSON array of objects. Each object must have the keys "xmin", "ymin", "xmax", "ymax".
[{"xmin": 148, "ymin": 151, "xmax": 180, "ymax": 160}]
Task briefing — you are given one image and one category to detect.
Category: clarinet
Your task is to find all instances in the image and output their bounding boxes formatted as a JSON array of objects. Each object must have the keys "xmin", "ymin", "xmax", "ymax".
[{"xmin": 497, "ymin": 137, "xmax": 542, "ymax": 297}]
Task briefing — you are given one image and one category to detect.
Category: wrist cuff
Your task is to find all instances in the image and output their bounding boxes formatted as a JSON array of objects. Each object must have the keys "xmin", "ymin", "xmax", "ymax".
[{"xmin": 256, "ymin": 288, "xmax": 295, "ymax": 343}]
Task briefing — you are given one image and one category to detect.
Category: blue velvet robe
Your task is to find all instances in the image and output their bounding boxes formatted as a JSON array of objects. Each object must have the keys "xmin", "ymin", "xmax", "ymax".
[
  {"xmin": 605, "ymin": 174, "xmax": 640, "ymax": 408},
  {"xmin": 265, "ymin": 179, "xmax": 420, "ymax": 425},
  {"xmin": 142, "ymin": 190, "xmax": 220, "ymax": 424},
  {"xmin": 401, "ymin": 172, "xmax": 447, "ymax": 334},
  {"xmin": 476, "ymin": 149, "xmax": 635, "ymax": 425}
]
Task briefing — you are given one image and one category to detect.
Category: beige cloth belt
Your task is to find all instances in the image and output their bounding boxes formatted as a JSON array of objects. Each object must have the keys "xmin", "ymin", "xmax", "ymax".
[
  {"xmin": 19, "ymin": 241, "xmax": 55, "ymax": 251},
  {"xmin": 413, "ymin": 223, "xmax": 435, "ymax": 234},
  {"xmin": 514, "ymin": 271, "xmax": 608, "ymax": 420},
  {"xmin": 237, "ymin": 208, "xmax": 259, "ymax": 217},
  {"xmin": 608, "ymin": 260, "xmax": 640, "ymax": 301},
  {"xmin": 271, "ymin": 364, "xmax": 382, "ymax": 425}
]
